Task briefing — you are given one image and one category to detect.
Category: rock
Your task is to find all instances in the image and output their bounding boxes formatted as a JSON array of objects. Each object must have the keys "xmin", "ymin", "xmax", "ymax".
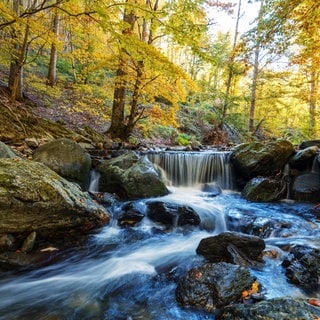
[
  {"xmin": 292, "ymin": 173, "xmax": 320, "ymax": 202},
  {"xmin": 289, "ymin": 146, "xmax": 318, "ymax": 171},
  {"xmin": 0, "ymin": 158, "xmax": 109, "ymax": 242},
  {"xmin": 217, "ymin": 297, "xmax": 320, "ymax": 320},
  {"xmin": 25, "ymin": 137, "xmax": 39, "ymax": 149},
  {"xmin": 146, "ymin": 201, "xmax": 201, "ymax": 228},
  {"xmin": 97, "ymin": 151, "xmax": 169, "ymax": 199},
  {"xmin": 20, "ymin": 231, "xmax": 37, "ymax": 253},
  {"xmin": 282, "ymin": 245, "xmax": 320, "ymax": 293},
  {"xmin": 201, "ymin": 183, "xmax": 222, "ymax": 197},
  {"xmin": 117, "ymin": 202, "xmax": 145, "ymax": 227},
  {"xmin": 225, "ymin": 207, "xmax": 291, "ymax": 238},
  {"xmin": 176, "ymin": 262, "xmax": 255, "ymax": 311},
  {"xmin": 299, "ymin": 140, "xmax": 320, "ymax": 149},
  {"xmin": 0, "ymin": 141, "xmax": 18, "ymax": 158},
  {"xmin": 230, "ymin": 140, "xmax": 294, "ymax": 183},
  {"xmin": 0, "ymin": 234, "xmax": 17, "ymax": 251},
  {"xmin": 33, "ymin": 138, "xmax": 92, "ymax": 189},
  {"xmin": 196, "ymin": 231, "xmax": 265, "ymax": 266},
  {"xmin": 241, "ymin": 177, "xmax": 286, "ymax": 202}
]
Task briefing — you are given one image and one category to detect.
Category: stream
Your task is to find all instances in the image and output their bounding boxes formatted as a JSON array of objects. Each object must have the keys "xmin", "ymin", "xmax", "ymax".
[{"xmin": 0, "ymin": 151, "xmax": 319, "ymax": 319}]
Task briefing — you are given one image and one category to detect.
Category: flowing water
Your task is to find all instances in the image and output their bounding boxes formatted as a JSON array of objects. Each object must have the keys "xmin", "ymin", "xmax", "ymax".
[{"xmin": 0, "ymin": 151, "xmax": 319, "ymax": 320}]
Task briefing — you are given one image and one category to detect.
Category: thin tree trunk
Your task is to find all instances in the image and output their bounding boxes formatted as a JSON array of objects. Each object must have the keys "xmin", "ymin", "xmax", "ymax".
[
  {"xmin": 47, "ymin": 7, "xmax": 59, "ymax": 86},
  {"xmin": 248, "ymin": 0, "xmax": 264, "ymax": 133},
  {"xmin": 220, "ymin": 0, "xmax": 242, "ymax": 128},
  {"xmin": 309, "ymin": 69, "xmax": 318, "ymax": 137},
  {"xmin": 9, "ymin": 23, "xmax": 30, "ymax": 102}
]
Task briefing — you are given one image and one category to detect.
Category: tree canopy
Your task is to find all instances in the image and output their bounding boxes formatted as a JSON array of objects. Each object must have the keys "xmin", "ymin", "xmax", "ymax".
[{"xmin": 0, "ymin": 0, "xmax": 319, "ymax": 144}]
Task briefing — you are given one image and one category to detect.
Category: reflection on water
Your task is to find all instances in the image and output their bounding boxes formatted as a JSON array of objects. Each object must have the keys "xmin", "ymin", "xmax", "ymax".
[{"xmin": 0, "ymin": 185, "xmax": 319, "ymax": 319}]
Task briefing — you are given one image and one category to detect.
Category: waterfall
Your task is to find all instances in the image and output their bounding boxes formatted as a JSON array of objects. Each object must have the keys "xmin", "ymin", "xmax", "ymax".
[
  {"xmin": 148, "ymin": 151, "xmax": 234, "ymax": 189},
  {"xmin": 88, "ymin": 170, "xmax": 101, "ymax": 192}
]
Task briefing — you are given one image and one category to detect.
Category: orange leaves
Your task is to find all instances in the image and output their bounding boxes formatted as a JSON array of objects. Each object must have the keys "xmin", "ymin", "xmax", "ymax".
[{"xmin": 241, "ymin": 280, "xmax": 260, "ymax": 301}]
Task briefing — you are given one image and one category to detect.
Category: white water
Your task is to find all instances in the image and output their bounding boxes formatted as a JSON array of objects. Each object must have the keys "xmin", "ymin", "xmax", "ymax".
[{"xmin": 0, "ymin": 153, "xmax": 319, "ymax": 320}]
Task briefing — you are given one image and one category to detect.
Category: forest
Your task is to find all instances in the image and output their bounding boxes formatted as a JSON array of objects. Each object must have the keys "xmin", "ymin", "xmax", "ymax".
[{"xmin": 0, "ymin": 0, "xmax": 319, "ymax": 147}]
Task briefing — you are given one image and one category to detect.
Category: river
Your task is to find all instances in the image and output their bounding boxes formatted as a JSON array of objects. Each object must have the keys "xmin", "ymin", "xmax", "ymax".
[{"xmin": 0, "ymin": 151, "xmax": 319, "ymax": 319}]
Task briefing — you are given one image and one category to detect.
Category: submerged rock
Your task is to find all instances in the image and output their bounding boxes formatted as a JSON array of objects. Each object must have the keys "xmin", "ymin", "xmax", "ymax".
[
  {"xmin": 176, "ymin": 262, "xmax": 255, "ymax": 311},
  {"xmin": 0, "ymin": 158, "xmax": 109, "ymax": 243},
  {"xmin": 33, "ymin": 138, "xmax": 92, "ymax": 189},
  {"xmin": 216, "ymin": 297, "xmax": 320, "ymax": 320},
  {"xmin": 97, "ymin": 151, "xmax": 169, "ymax": 199}
]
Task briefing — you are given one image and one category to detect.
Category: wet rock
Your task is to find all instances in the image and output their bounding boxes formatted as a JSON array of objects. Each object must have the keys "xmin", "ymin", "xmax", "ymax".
[
  {"xmin": 225, "ymin": 208, "xmax": 291, "ymax": 238},
  {"xmin": 0, "ymin": 234, "xmax": 17, "ymax": 251},
  {"xmin": 0, "ymin": 158, "xmax": 109, "ymax": 243},
  {"xmin": 230, "ymin": 140, "xmax": 294, "ymax": 184},
  {"xmin": 97, "ymin": 151, "xmax": 169, "ymax": 199},
  {"xmin": 33, "ymin": 138, "xmax": 92, "ymax": 189},
  {"xmin": 21, "ymin": 231, "xmax": 37, "ymax": 253},
  {"xmin": 289, "ymin": 146, "xmax": 318, "ymax": 171},
  {"xmin": 117, "ymin": 202, "xmax": 145, "ymax": 227},
  {"xmin": 299, "ymin": 140, "xmax": 320, "ymax": 149},
  {"xmin": 176, "ymin": 262, "xmax": 255, "ymax": 311},
  {"xmin": 0, "ymin": 141, "xmax": 18, "ymax": 158},
  {"xmin": 146, "ymin": 201, "xmax": 201, "ymax": 228},
  {"xmin": 201, "ymin": 183, "xmax": 222, "ymax": 197},
  {"xmin": 216, "ymin": 297, "xmax": 320, "ymax": 320},
  {"xmin": 242, "ymin": 177, "xmax": 286, "ymax": 202},
  {"xmin": 292, "ymin": 173, "xmax": 320, "ymax": 202},
  {"xmin": 196, "ymin": 231, "xmax": 265, "ymax": 265},
  {"xmin": 282, "ymin": 245, "xmax": 320, "ymax": 293}
]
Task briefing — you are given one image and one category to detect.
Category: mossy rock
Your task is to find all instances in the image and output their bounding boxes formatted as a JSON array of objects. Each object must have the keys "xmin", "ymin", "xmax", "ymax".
[{"xmin": 97, "ymin": 151, "xmax": 169, "ymax": 199}]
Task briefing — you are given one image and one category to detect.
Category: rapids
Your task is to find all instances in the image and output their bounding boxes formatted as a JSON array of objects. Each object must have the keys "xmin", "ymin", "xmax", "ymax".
[{"xmin": 0, "ymin": 151, "xmax": 319, "ymax": 320}]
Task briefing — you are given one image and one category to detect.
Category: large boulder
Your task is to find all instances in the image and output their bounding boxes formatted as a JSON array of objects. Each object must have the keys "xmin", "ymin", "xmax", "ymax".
[
  {"xmin": 176, "ymin": 262, "xmax": 255, "ymax": 311},
  {"xmin": 0, "ymin": 158, "xmax": 109, "ymax": 241},
  {"xmin": 289, "ymin": 146, "xmax": 318, "ymax": 171},
  {"xmin": 217, "ymin": 298, "xmax": 320, "ymax": 320},
  {"xmin": 241, "ymin": 177, "xmax": 286, "ymax": 202},
  {"xmin": 97, "ymin": 151, "xmax": 169, "ymax": 199},
  {"xmin": 196, "ymin": 232, "xmax": 265, "ymax": 266},
  {"xmin": 0, "ymin": 141, "xmax": 17, "ymax": 158},
  {"xmin": 33, "ymin": 138, "xmax": 92, "ymax": 189},
  {"xmin": 292, "ymin": 173, "xmax": 320, "ymax": 202},
  {"xmin": 230, "ymin": 140, "xmax": 294, "ymax": 183}
]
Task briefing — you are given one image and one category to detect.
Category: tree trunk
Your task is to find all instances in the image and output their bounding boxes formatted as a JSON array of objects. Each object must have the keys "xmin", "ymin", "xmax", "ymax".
[
  {"xmin": 309, "ymin": 69, "xmax": 318, "ymax": 138},
  {"xmin": 248, "ymin": 0, "xmax": 264, "ymax": 133},
  {"xmin": 219, "ymin": 0, "xmax": 242, "ymax": 129},
  {"xmin": 47, "ymin": 7, "xmax": 60, "ymax": 86},
  {"xmin": 9, "ymin": 22, "xmax": 30, "ymax": 102},
  {"xmin": 107, "ymin": 1, "xmax": 136, "ymax": 140}
]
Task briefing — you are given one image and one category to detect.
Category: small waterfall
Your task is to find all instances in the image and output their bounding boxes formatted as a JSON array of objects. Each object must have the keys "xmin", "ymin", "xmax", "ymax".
[
  {"xmin": 148, "ymin": 151, "xmax": 234, "ymax": 189},
  {"xmin": 88, "ymin": 170, "xmax": 101, "ymax": 192}
]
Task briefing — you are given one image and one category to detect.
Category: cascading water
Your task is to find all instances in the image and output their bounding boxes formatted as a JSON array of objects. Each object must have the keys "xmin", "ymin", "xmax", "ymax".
[
  {"xmin": 0, "ymin": 151, "xmax": 319, "ymax": 320},
  {"xmin": 148, "ymin": 151, "xmax": 234, "ymax": 189}
]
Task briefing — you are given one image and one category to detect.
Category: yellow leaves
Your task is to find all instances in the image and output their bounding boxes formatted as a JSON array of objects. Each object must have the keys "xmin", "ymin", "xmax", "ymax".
[{"xmin": 241, "ymin": 280, "xmax": 260, "ymax": 300}]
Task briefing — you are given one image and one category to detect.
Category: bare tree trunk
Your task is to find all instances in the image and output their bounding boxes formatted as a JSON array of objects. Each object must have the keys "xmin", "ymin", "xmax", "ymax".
[
  {"xmin": 47, "ymin": 6, "xmax": 60, "ymax": 86},
  {"xmin": 248, "ymin": 0, "xmax": 264, "ymax": 133}
]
